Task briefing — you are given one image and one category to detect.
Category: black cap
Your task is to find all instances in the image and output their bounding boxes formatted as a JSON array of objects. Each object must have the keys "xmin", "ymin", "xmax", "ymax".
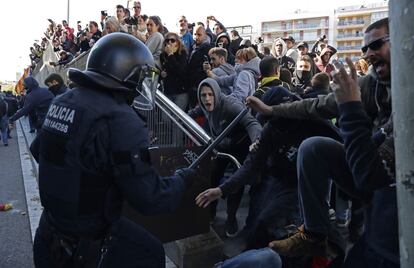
[
  {"xmin": 282, "ymin": 36, "xmax": 295, "ymax": 43},
  {"xmin": 297, "ymin": 41, "xmax": 308, "ymax": 49}
]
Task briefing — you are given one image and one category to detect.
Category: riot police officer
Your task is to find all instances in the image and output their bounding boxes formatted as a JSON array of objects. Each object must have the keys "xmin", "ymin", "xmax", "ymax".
[{"xmin": 31, "ymin": 33, "xmax": 196, "ymax": 268}]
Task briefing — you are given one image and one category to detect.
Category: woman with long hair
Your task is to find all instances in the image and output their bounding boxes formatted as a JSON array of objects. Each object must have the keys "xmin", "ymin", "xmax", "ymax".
[
  {"xmin": 145, "ymin": 16, "xmax": 164, "ymax": 69},
  {"xmin": 160, "ymin": 32, "xmax": 189, "ymax": 110}
]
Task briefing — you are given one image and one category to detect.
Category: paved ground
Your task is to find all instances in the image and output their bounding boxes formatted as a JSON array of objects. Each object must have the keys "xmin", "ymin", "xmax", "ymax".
[
  {"xmin": 0, "ymin": 118, "xmax": 249, "ymax": 267},
  {"xmin": 0, "ymin": 124, "xmax": 34, "ymax": 268}
]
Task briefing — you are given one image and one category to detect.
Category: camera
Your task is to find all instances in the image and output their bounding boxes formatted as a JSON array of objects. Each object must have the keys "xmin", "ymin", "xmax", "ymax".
[
  {"xmin": 101, "ymin": 10, "xmax": 108, "ymax": 17},
  {"xmin": 317, "ymin": 34, "xmax": 327, "ymax": 42},
  {"xmin": 255, "ymin": 37, "xmax": 264, "ymax": 44},
  {"xmin": 124, "ymin": 16, "xmax": 138, "ymax": 26}
]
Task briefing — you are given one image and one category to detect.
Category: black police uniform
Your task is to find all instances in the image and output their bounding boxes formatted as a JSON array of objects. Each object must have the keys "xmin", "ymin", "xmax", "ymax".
[{"xmin": 31, "ymin": 33, "xmax": 194, "ymax": 268}]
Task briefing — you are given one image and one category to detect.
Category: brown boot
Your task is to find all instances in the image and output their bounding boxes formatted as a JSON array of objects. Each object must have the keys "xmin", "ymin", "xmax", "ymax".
[{"xmin": 269, "ymin": 225, "xmax": 327, "ymax": 257}]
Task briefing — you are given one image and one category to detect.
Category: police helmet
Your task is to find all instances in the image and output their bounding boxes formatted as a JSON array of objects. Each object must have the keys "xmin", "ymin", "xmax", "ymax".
[{"xmin": 68, "ymin": 32, "xmax": 159, "ymax": 110}]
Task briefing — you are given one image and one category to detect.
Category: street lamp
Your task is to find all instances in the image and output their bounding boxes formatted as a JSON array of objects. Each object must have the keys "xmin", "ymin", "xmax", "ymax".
[{"xmin": 67, "ymin": 0, "xmax": 70, "ymax": 25}]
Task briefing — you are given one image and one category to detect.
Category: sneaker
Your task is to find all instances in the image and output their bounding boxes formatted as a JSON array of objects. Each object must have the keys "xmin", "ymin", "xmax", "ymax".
[
  {"xmin": 269, "ymin": 225, "xmax": 327, "ymax": 257},
  {"xmin": 336, "ymin": 218, "xmax": 349, "ymax": 228},
  {"xmin": 4, "ymin": 143, "xmax": 8, "ymax": 147},
  {"xmin": 225, "ymin": 219, "xmax": 239, "ymax": 238}
]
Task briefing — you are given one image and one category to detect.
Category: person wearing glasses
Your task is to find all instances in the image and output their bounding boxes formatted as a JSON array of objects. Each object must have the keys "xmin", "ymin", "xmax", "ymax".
[
  {"xmin": 131, "ymin": 1, "xmax": 142, "ymax": 22},
  {"xmin": 160, "ymin": 32, "xmax": 189, "ymax": 110},
  {"xmin": 245, "ymin": 17, "xmax": 398, "ymax": 268}
]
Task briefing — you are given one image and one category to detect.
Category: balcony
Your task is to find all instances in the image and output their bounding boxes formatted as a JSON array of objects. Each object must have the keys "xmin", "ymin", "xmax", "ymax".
[
  {"xmin": 337, "ymin": 33, "xmax": 363, "ymax": 40},
  {"xmin": 295, "ymin": 23, "xmax": 329, "ymax": 30},
  {"xmin": 338, "ymin": 19, "xmax": 365, "ymax": 26},
  {"xmin": 337, "ymin": 45, "xmax": 362, "ymax": 53},
  {"xmin": 262, "ymin": 22, "xmax": 328, "ymax": 33},
  {"xmin": 261, "ymin": 27, "xmax": 286, "ymax": 33}
]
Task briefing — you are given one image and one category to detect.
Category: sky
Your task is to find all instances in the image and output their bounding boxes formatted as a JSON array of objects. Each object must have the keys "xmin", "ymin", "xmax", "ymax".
[{"xmin": 0, "ymin": 0, "xmax": 386, "ymax": 82}]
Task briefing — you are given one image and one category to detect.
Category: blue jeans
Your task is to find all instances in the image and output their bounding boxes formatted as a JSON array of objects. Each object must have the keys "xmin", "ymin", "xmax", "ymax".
[
  {"xmin": 0, "ymin": 115, "xmax": 8, "ymax": 145},
  {"xmin": 247, "ymin": 176, "xmax": 300, "ymax": 249},
  {"xmin": 297, "ymin": 137, "xmax": 363, "ymax": 235},
  {"xmin": 215, "ymin": 248, "xmax": 282, "ymax": 268}
]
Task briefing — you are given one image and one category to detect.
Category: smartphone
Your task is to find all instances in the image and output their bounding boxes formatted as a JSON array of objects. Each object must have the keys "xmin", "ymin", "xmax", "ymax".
[
  {"xmin": 331, "ymin": 59, "xmax": 343, "ymax": 70},
  {"xmin": 203, "ymin": 55, "xmax": 209, "ymax": 63}
]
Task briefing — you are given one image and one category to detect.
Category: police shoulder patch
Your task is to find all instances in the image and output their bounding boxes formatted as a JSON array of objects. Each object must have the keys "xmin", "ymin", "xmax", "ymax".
[{"xmin": 43, "ymin": 103, "xmax": 82, "ymax": 136}]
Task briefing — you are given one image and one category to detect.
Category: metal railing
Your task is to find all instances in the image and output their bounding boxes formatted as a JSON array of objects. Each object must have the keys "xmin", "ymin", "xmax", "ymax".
[
  {"xmin": 139, "ymin": 90, "xmax": 211, "ymax": 148},
  {"xmin": 32, "ymin": 42, "xmax": 246, "ymax": 168}
]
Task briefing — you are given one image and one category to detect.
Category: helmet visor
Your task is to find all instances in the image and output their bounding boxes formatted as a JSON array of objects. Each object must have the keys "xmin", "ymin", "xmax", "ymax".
[{"xmin": 133, "ymin": 67, "xmax": 159, "ymax": 110}]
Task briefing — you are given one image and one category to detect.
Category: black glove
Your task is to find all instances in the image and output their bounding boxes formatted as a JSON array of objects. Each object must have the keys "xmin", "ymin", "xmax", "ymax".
[{"xmin": 174, "ymin": 168, "xmax": 197, "ymax": 188}]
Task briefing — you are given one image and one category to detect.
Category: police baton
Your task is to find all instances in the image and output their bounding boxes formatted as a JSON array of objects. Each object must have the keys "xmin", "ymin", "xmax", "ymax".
[{"xmin": 189, "ymin": 109, "xmax": 248, "ymax": 169}]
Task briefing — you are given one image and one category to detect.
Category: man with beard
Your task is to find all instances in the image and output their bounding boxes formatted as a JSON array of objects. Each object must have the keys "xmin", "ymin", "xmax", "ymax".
[
  {"xmin": 291, "ymin": 55, "xmax": 313, "ymax": 95},
  {"xmin": 246, "ymin": 17, "xmax": 398, "ymax": 268}
]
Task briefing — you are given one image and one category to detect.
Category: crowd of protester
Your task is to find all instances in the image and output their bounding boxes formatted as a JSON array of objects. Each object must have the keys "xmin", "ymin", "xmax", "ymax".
[{"xmin": 15, "ymin": 4, "xmax": 398, "ymax": 267}]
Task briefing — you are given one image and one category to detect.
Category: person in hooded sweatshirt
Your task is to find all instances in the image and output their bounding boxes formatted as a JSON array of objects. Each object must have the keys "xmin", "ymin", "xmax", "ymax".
[
  {"xmin": 315, "ymin": 46, "xmax": 337, "ymax": 79},
  {"xmin": 291, "ymin": 55, "xmax": 314, "ymax": 95},
  {"xmin": 9, "ymin": 76, "xmax": 54, "ymax": 130},
  {"xmin": 270, "ymin": 38, "xmax": 295, "ymax": 74},
  {"xmin": 302, "ymin": 72, "xmax": 331, "ymax": 99},
  {"xmin": 207, "ymin": 47, "xmax": 260, "ymax": 103},
  {"xmin": 215, "ymin": 32, "xmax": 235, "ymax": 65},
  {"xmin": 44, "ymin": 73, "xmax": 68, "ymax": 97},
  {"xmin": 195, "ymin": 77, "xmax": 262, "ymax": 237}
]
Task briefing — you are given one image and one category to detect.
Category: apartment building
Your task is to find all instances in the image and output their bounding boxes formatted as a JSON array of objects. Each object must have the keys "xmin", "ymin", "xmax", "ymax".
[
  {"xmin": 257, "ymin": 2, "xmax": 388, "ymax": 63},
  {"xmin": 260, "ymin": 12, "xmax": 332, "ymax": 51},
  {"xmin": 226, "ymin": 25, "xmax": 256, "ymax": 42},
  {"xmin": 335, "ymin": 2, "xmax": 389, "ymax": 62}
]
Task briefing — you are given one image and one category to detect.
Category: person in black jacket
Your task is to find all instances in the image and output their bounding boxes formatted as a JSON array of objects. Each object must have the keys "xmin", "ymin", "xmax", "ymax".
[
  {"xmin": 4, "ymin": 92, "xmax": 18, "ymax": 139},
  {"xmin": 301, "ymin": 72, "xmax": 330, "ymax": 99},
  {"xmin": 0, "ymin": 93, "xmax": 8, "ymax": 146},
  {"xmin": 160, "ymin": 32, "xmax": 189, "ymax": 111},
  {"xmin": 196, "ymin": 86, "xmax": 341, "ymax": 250},
  {"xmin": 44, "ymin": 73, "xmax": 68, "ymax": 97},
  {"xmin": 215, "ymin": 32, "xmax": 235, "ymax": 65},
  {"xmin": 186, "ymin": 25, "xmax": 213, "ymax": 108},
  {"xmin": 30, "ymin": 33, "xmax": 196, "ymax": 268},
  {"xmin": 251, "ymin": 18, "xmax": 399, "ymax": 268},
  {"xmin": 9, "ymin": 76, "xmax": 54, "ymax": 130}
]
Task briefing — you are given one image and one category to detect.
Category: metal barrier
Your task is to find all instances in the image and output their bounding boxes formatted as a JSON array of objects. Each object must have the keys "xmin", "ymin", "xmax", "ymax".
[{"xmin": 33, "ymin": 43, "xmax": 211, "ymax": 149}]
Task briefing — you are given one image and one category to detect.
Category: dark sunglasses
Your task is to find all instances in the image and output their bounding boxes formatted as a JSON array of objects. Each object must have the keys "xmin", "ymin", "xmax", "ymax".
[
  {"xmin": 179, "ymin": 19, "xmax": 187, "ymax": 23},
  {"xmin": 361, "ymin": 36, "xmax": 389, "ymax": 54},
  {"xmin": 165, "ymin": 38, "xmax": 177, "ymax": 43}
]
